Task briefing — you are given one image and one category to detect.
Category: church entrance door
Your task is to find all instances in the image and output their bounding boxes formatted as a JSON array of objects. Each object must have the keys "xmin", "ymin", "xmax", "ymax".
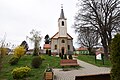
[{"xmin": 61, "ymin": 47, "xmax": 64, "ymax": 55}]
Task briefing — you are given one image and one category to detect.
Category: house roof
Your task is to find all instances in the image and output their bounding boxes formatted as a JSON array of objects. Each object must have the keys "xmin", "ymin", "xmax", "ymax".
[
  {"xmin": 96, "ymin": 48, "xmax": 104, "ymax": 53},
  {"xmin": 77, "ymin": 47, "xmax": 88, "ymax": 51},
  {"xmin": 43, "ymin": 44, "xmax": 51, "ymax": 49},
  {"xmin": 51, "ymin": 32, "xmax": 73, "ymax": 39}
]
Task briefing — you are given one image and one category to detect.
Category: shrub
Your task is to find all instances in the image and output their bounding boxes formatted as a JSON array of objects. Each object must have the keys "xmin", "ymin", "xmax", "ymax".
[
  {"xmin": 69, "ymin": 54, "xmax": 73, "ymax": 59},
  {"xmin": 39, "ymin": 55, "xmax": 46, "ymax": 60},
  {"xmin": 11, "ymin": 66, "xmax": 31, "ymax": 79},
  {"xmin": 110, "ymin": 33, "xmax": 120, "ymax": 80},
  {"xmin": 31, "ymin": 56, "xmax": 42, "ymax": 68},
  {"xmin": 9, "ymin": 56, "xmax": 19, "ymax": 65},
  {"xmin": 14, "ymin": 46, "xmax": 25, "ymax": 58},
  {"xmin": 64, "ymin": 54, "xmax": 67, "ymax": 59}
]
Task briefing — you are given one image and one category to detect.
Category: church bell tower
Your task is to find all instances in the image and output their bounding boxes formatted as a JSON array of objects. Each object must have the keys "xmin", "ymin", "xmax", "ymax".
[{"xmin": 58, "ymin": 5, "xmax": 67, "ymax": 37}]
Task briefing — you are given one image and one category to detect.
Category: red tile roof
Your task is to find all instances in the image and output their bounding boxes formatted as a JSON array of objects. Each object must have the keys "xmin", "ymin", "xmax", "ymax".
[
  {"xmin": 43, "ymin": 44, "xmax": 51, "ymax": 49},
  {"xmin": 96, "ymin": 48, "xmax": 104, "ymax": 53},
  {"xmin": 77, "ymin": 47, "xmax": 88, "ymax": 51}
]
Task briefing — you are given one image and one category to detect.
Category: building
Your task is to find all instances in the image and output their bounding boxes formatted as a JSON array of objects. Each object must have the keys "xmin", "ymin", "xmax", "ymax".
[
  {"xmin": 43, "ymin": 44, "xmax": 51, "ymax": 54},
  {"xmin": 51, "ymin": 6, "xmax": 73, "ymax": 55},
  {"xmin": 75, "ymin": 47, "xmax": 89, "ymax": 55}
]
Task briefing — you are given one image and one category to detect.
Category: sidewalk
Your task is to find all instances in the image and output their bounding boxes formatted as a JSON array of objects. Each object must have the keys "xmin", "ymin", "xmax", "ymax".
[{"xmin": 53, "ymin": 59, "xmax": 111, "ymax": 80}]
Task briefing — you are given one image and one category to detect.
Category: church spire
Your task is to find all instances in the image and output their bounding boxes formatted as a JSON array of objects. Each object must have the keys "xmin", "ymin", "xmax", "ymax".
[{"xmin": 60, "ymin": 4, "xmax": 65, "ymax": 19}]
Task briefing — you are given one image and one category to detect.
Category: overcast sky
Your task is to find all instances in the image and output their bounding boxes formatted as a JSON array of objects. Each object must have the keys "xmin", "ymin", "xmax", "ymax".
[{"xmin": 0, "ymin": 0, "xmax": 79, "ymax": 49}]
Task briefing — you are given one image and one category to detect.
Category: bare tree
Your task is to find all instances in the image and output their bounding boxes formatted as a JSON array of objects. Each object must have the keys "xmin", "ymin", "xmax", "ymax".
[
  {"xmin": 27, "ymin": 29, "xmax": 42, "ymax": 56},
  {"xmin": 77, "ymin": 27, "xmax": 100, "ymax": 54},
  {"xmin": 74, "ymin": 0, "xmax": 120, "ymax": 59}
]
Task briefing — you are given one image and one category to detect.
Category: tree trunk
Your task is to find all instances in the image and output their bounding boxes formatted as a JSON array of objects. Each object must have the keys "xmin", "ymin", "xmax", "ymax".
[
  {"xmin": 103, "ymin": 45, "xmax": 109, "ymax": 60},
  {"xmin": 88, "ymin": 47, "xmax": 93, "ymax": 55},
  {"xmin": 101, "ymin": 39, "xmax": 109, "ymax": 60},
  {"xmin": 107, "ymin": 30, "xmax": 112, "ymax": 54}
]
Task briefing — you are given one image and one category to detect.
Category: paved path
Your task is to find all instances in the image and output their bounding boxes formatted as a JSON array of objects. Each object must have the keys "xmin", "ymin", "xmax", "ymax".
[{"xmin": 53, "ymin": 59, "xmax": 111, "ymax": 80}]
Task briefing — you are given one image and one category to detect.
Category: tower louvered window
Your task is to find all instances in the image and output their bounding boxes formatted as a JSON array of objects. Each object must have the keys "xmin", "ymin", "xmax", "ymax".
[{"xmin": 62, "ymin": 21, "xmax": 64, "ymax": 26}]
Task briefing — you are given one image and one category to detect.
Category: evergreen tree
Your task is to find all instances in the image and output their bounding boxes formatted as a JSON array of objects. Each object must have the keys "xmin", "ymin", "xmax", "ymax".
[
  {"xmin": 44, "ymin": 34, "xmax": 50, "ymax": 44},
  {"xmin": 110, "ymin": 33, "xmax": 120, "ymax": 80},
  {"xmin": 20, "ymin": 40, "xmax": 29, "ymax": 51}
]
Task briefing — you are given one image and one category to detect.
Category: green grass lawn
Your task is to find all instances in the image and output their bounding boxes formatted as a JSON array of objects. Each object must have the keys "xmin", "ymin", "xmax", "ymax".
[
  {"xmin": 0, "ymin": 54, "xmax": 61, "ymax": 80},
  {"xmin": 77, "ymin": 55, "xmax": 111, "ymax": 67}
]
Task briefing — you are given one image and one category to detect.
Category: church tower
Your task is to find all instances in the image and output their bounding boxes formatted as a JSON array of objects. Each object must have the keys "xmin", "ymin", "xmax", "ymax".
[
  {"xmin": 50, "ymin": 5, "xmax": 73, "ymax": 55},
  {"xmin": 58, "ymin": 5, "xmax": 67, "ymax": 37}
]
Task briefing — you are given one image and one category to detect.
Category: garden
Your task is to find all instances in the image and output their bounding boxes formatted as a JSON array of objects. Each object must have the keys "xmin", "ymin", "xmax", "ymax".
[
  {"xmin": 0, "ymin": 42, "xmax": 75, "ymax": 80},
  {"xmin": 0, "ymin": 54, "xmax": 61, "ymax": 80}
]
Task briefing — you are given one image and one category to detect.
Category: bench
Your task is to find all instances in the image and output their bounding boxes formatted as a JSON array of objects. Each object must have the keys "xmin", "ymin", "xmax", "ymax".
[
  {"xmin": 60, "ymin": 59, "xmax": 79, "ymax": 67},
  {"xmin": 75, "ymin": 73, "xmax": 110, "ymax": 80}
]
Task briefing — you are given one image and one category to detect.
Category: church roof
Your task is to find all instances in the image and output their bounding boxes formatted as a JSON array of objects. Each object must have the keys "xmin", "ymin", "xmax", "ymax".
[
  {"xmin": 51, "ymin": 32, "xmax": 73, "ymax": 40},
  {"xmin": 67, "ymin": 33, "xmax": 73, "ymax": 39},
  {"xmin": 51, "ymin": 32, "xmax": 59, "ymax": 39}
]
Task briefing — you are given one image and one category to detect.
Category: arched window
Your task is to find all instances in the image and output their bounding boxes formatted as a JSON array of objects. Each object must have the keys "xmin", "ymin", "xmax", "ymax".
[
  {"xmin": 62, "ymin": 21, "xmax": 64, "ymax": 26},
  {"xmin": 55, "ymin": 45, "xmax": 57, "ymax": 49},
  {"xmin": 61, "ymin": 40, "xmax": 65, "ymax": 43}
]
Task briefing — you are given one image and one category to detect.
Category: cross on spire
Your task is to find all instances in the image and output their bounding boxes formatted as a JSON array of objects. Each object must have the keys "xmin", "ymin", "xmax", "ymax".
[{"xmin": 61, "ymin": 4, "xmax": 63, "ymax": 9}]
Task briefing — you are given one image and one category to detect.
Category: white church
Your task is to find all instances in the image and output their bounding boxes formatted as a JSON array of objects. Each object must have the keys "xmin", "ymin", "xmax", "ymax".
[{"xmin": 50, "ymin": 6, "xmax": 74, "ymax": 55}]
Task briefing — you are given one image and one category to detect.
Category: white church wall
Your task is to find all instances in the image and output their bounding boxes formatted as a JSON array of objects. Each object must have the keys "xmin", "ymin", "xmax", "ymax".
[
  {"xmin": 67, "ymin": 39, "xmax": 73, "ymax": 52},
  {"xmin": 58, "ymin": 19, "xmax": 67, "ymax": 37},
  {"xmin": 51, "ymin": 39, "xmax": 58, "ymax": 51}
]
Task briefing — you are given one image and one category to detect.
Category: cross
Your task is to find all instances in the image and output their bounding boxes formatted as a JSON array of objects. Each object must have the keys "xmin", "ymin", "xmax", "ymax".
[{"xmin": 61, "ymin": 4, "xmax": 63, "ymax": 9}]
